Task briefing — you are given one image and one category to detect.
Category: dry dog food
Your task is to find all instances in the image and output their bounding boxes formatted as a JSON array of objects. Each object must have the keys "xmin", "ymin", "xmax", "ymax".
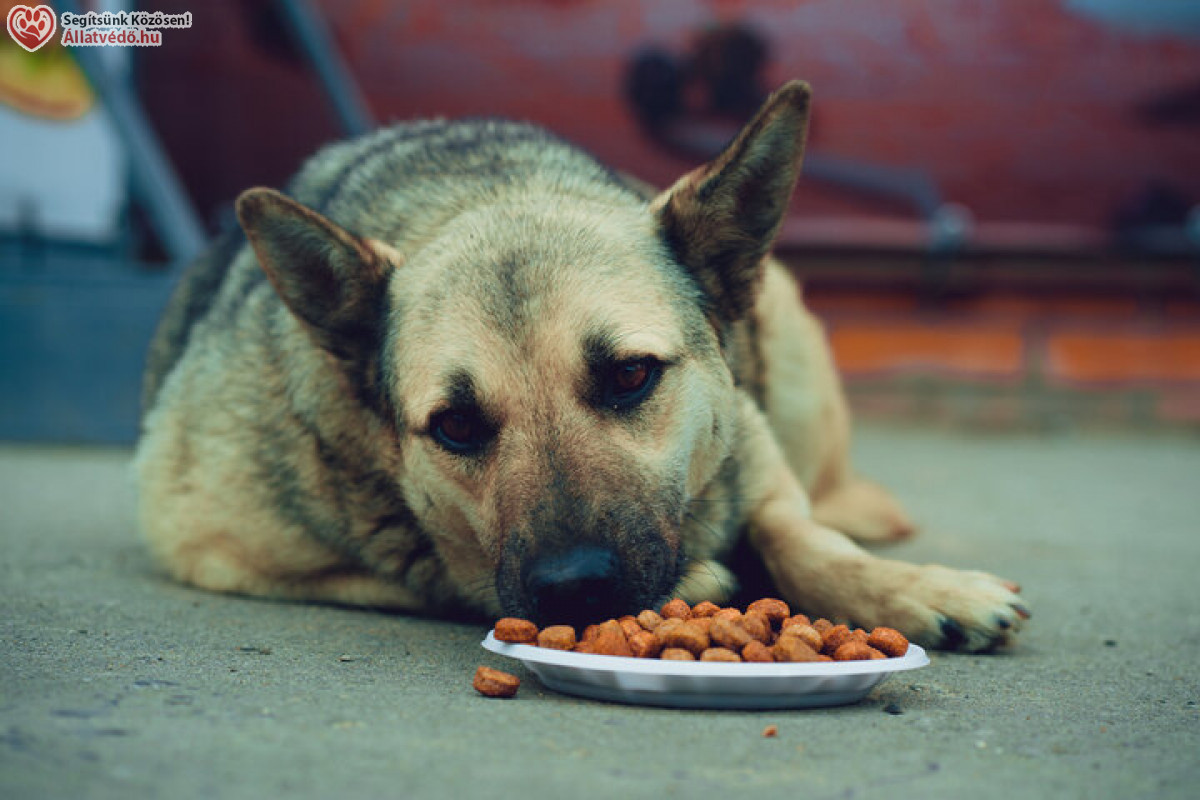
[
  {"xmin": 832, "ymin": 641, "xmax": 885, "ymax": 661},
  {"xmin": 493, "ymin": 598, "xmax": 909, "ymax": 664},
  {"xmin": 473, "ymin": 665, "xmax": 521, "ymax": 697},
  {"xmin": 493, "ymin": 617, "xmax": 538, "ymax": 644},
  {"xmin": 536, "ymin": 625, "xmax": 576, "ymax": 651},
  {"xmin": 628, "ymin": 630, "xmax": 662, "ymax": 659},
  {"xmin": 772, "ymin": 632, "xmax": 823, "ymax": 663},
  {"xmin": 700, "ymin": 646, "xmax": 742, "ymax": 662},
  {"xmin": 589, "ymin": 619, "xmax": 634, "ymax": 657},
  {"xmin": 867, "ymin": 627, "xmax": 910, "ymax": 658},
  {"xmin": 741, "ymin": 640, "xmax": 774, "ymax": 662},
  {"xmin": 660, "ymin": 647, "xmax": 695, "ymax": 661},
  {"xmin": 660, "ymin": 598, "xmax": 691, "ymax": 620}
]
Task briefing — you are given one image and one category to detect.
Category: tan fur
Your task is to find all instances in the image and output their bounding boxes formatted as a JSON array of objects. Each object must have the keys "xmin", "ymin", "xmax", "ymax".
[
  {"xmin": 136, "ymin": 82, "xmax": 1027, "ymax": 650},
  {"xmin": 754, "ymin": 264, "xmax": 915, "ymax": 541}
]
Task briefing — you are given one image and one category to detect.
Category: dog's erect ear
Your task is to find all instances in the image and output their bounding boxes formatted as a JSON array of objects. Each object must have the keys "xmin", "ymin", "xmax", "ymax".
[
  {"xmin": 653, "ymin": 80, "xmax": 811, "ymax": 322},
  {"xmin": 236, "ymin": 188, "xmax": 395, "ymax": 361}
]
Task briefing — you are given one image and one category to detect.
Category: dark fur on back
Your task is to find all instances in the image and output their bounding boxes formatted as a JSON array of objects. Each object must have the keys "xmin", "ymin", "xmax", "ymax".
[{"xmin": 141, "ymin": 227, "xmax": 244, "ymax": 414}]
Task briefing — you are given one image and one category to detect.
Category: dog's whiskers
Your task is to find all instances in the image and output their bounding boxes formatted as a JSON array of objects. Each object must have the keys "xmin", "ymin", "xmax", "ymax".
[{"xmin": 460, "ymin": 574, "xmax": 498, "ymax": 598}]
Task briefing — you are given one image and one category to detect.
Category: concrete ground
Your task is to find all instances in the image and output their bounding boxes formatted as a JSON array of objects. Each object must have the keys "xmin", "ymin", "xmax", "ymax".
[{"xmin": 1, "ymin": 425, "xmax": 1197, "ymax": 799}]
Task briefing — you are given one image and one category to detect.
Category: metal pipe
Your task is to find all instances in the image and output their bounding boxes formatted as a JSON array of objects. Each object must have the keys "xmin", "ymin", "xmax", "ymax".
[
  {"xmin": 803, "ymin": 154, "xmax": 943, "ymax": 219},
  {"xmin": 274, "ymin": 0, "xmax": 374, "ymax": 137},
  {"xmin": 56, "ymin": 0, "xmax": 207, "ymax": 264}
]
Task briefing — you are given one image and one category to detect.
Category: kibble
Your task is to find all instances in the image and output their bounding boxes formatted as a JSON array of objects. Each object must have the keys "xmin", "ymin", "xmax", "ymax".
[
  {"xmin": 661, "ymin": 647, "xmax": 696, "ymax": 661},
  {"xmin": 636, "ymin": 609, "xmax": 664, "ymax": 631},
  {"xmin": 629, "ymin": 630, "xmax": 663, "ymax": 659},
  {"xmin": 490, "ymin": 600, "xmax": 912, "ymax": 666},
  {"xmin": 747, "ymin": 597, "xmax": 790, "ymax": 625},
  {"xmin": 656, "ymin": 619, "xmax": 710, "ymax": 655},
  {"xmin": 867, "ymin": 627, "xmax": 910, "ymax": 658},
  {"xmin": 660, "ymin": 597, "xmax": 692, "ymax": 620},
  {"xmin": 494, "ymin": 617, "xmax": 538, "ymax": 644},
  {"xmin": 700, "ymin": 647, "xmax": 742, "ymax": 662},
  {"xmin": 772, "ymin": 635, "xmax": 821, "ymax": 663},
  {"xmin": 536, "ymin": 625, "xmax": 576, "ymax": 651},
  {"xmin": 589, "ymin": 619, "xmax": 633, "ymax": 657},
  {"xmin": 832, "ymin": 641, "xmax": 885, "ymax": 661},
  {"xmin": 473, "ymin": 666, "xmax": 520, "ymax": 698},
  {"xmin": 741, "ymin": 640, "xmax": 774, "ymax": 662},
  {"xmin": 618, "ymin": 616, "xmax": 643, "ymax": 640},
  {"xmin": 709, "ymin": 614, "xmax": 754, "ymax": 650},
  {"xmin": 740, "ymin": 610, "xmax": 772, "ymax": 644},
  {"xmin": 783, "ymin": 623, "xmax": 823, "ymax": 653},
  {"xmin": 819, "ymin": 624, "xmax": 855, "ymax": 655}
]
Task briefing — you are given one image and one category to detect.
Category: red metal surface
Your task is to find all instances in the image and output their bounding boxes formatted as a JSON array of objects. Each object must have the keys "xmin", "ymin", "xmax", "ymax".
[{"xmin": 139, "ymin": 0, "xmax": 1200, "ymax": 242}]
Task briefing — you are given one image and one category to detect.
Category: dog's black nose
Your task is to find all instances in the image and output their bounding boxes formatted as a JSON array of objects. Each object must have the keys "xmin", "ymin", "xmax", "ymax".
[{"xmin": 524, "ymin": 546, "xmax": 624, "ymax": 627}]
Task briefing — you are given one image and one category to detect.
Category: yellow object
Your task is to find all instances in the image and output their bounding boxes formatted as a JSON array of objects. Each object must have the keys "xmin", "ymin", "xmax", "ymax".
[{"xmin": 0, "ymin": 31, "xmax": 93, "ymax": 120}]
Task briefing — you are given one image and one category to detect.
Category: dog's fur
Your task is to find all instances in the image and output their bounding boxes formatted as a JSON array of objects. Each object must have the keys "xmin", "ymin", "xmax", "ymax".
[{"xmin": 136, "ymin": 82, "xmax": 1027, "ymax": 651}]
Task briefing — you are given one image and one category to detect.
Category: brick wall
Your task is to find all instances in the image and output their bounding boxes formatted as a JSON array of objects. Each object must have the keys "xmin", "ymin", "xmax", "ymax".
[
  {"xmin": 803, "ymin": 274, "xmax": 1200, "ymax": 430},
  {"xmin": 138, "ymin": 0, "xmax": 1200, "ymax": 236}
]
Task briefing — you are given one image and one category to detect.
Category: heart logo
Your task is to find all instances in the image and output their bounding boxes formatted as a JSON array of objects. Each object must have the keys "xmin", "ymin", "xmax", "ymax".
[{"xmin": 7, "ymin": 5, "xmax": 57, "ymax": 53}]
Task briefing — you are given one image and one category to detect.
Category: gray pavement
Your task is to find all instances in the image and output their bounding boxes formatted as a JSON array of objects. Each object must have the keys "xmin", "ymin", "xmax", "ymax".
[{"xmin": 1, "ymin": 425, "xmax": 1198, "ymax": 799}]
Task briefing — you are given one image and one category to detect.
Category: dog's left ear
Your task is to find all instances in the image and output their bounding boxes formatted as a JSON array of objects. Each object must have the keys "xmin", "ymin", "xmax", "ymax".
[
  {"xmin": 653, "ymin": 80, "xmax": 811, "ymax": 322},
  {"xmin": 236, "ymin": 187, "xmax": 396, "ymax": 362}
]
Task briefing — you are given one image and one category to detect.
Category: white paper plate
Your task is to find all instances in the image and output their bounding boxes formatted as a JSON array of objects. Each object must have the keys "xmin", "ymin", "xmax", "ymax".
[{"xmin": 482, "ymin": 631, "xmax": 929, "ymax": 709}]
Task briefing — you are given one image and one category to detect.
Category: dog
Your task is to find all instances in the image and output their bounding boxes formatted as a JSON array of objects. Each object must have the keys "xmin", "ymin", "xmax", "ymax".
[{"xmin": 135, "ymin": 81, "xmax": 1028, "ymax": 651}]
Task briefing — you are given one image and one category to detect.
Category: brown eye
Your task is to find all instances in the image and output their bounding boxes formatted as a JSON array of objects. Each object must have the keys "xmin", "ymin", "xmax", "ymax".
[
  {"xmin": 602, "ymin": 358, "xmax": 662, "ymax": 411},
  {"xmin": 439, "ymin": 412, "xmax": 474, "ymax": 441},
  {"xmin": 615, "ymin": 361, "xmax": 649, "ymax": 392},
  {"xmin": 431, "ymin": 408, "xmax": 492, "ymax": 454}
]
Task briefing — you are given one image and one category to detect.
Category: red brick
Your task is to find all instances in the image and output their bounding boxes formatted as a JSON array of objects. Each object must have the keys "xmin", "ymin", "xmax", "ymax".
[
  {"xmin": 949, "ymin": 294, "xmax": 1140, "ymax": 320},
  {"xmin": 1165, "ymin": 299, "xmax": 1200, "ymax": 320},
  {"xmin": 829, "ymin": 323, "xmax": 1025, "ymax": 380},
  {"xmin": 1045, "ymin": 331, "xmax": 1200, "ymax": 384},
  {"xmin": 804, "ymin": 290, "xmax": 920, "ymax": 316}
]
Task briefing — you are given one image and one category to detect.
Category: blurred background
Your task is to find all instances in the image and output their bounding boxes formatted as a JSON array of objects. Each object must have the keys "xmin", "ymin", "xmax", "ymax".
[{"xmin": 2, "ymin": 0, "xmax": 1199, "ymax": 443}]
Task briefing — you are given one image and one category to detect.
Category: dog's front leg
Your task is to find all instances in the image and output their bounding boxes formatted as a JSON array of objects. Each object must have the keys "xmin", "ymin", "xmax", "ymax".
[{"xmin": 735, "ymin": 396, "xmax": 1029, "ymax": 651}]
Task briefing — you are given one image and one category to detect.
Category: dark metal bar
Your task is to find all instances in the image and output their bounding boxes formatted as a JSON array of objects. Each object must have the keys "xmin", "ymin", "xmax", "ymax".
[
  {"xmin": 803, "ymin": 153, "xmax": 943, "ymax": 219},
  {"xmin": 275, "ymin": 0, "xmax": 375, "ymax": 137},
  {"xmin": 55, "ymin": 0, "xmax": 207, "ymax": 264}
]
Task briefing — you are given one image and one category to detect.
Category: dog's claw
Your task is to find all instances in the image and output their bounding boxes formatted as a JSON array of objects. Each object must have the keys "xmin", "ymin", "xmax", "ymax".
[
  {"xmin": 939, "ymin": 617, "xmax": 967, "ymax": 649},
  {"xmin": 842, "ymin": 564, "xmax": 1027, "ymax": 651},
  {"xmin": 1002, "ymin": 580, "xmax": 1021, "ymax": 593}
]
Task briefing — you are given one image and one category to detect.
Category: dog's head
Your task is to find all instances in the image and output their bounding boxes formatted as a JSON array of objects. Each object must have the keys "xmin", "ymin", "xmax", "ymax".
[{"xmin": 235, "ymin": 82, "xmax": 810, "ymax": 625}]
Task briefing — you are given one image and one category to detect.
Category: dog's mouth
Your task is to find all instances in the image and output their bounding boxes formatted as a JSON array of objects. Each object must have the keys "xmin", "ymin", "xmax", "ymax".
[{"xmin": 495, "ymin": 531, "xmax": 681, "ymax": 628}]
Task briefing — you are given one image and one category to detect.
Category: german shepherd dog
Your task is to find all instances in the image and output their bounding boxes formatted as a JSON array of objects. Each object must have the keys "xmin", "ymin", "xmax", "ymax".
[{"xmin": 136, "ymin": 82, "xmax": 1029, "ymax": 651}]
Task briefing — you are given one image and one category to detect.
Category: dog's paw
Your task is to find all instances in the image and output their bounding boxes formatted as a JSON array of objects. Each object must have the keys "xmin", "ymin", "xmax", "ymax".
[
  {"xmin": 867, "ymin": 563, "xmax": 1030, "ymax": 652},
  {"xmin": 812, "ymin": 479, "xmax": 917, "ymax": 544},
  {"xmin": 672, "ymin": 559, "xmax": 738, "ymax": 607}
]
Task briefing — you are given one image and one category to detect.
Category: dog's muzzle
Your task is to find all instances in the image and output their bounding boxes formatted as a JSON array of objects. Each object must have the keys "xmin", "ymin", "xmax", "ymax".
[
  {"xmin": 495, "ymin": 507, "xmax": 681, "ymax": 626},
  {"xmin": 521, "ymin": 545, "xmax": 625, "ymax": 628}
]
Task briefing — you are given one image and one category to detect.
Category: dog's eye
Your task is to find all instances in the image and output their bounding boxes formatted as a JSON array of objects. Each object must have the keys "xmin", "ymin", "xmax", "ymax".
[
  {"xmin": 603, "ymin": 358, "xmax": 662, "ymax": 411},
  {"xmin": 615, "ymin": 361, "xmax": 649, "ymax": 392},
  {"xmin": 430, "ymin": 408, "xmax": 492, "ymax": 454}
]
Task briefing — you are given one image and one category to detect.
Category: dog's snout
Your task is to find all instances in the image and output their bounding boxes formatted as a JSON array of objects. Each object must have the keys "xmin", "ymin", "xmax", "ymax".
[{"xmin": 523, "ymin": 546, "xmax": 623, "ymax": 627}]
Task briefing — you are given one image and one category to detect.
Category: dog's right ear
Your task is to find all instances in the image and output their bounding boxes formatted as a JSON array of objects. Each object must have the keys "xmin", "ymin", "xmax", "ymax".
[{"xmin": 235, "ymin": 188, "xmax": 395, "ymax": 362}]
